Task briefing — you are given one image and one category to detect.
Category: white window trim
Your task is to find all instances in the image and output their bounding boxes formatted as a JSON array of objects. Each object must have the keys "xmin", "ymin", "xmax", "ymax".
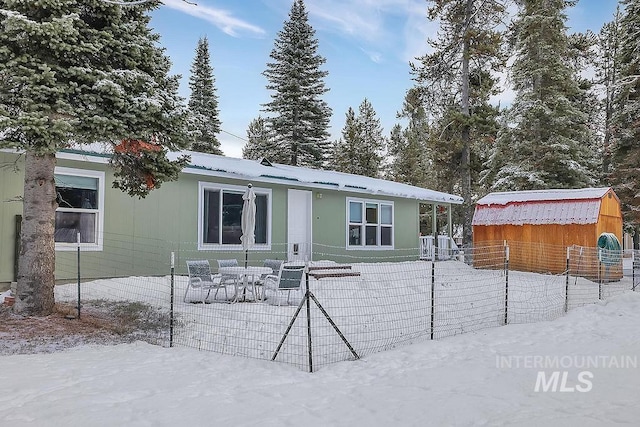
[
  {"xmin": 198, "ymin": 182, "xmax": 272, "ymax": 251},
  {"xmin": 54, "ymin": 167, "xmax": 105, "ymax": 252},
  {"xmin": 346, "ymin": 197, "xmax": 394, "ymax": 250}
]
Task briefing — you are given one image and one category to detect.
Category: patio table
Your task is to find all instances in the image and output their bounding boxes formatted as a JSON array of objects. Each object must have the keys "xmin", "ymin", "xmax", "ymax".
[
  {"xmin": 308, "ymin": 269, "xmax": 361, "ymax": 279},
  {"xmin": 218, "ymin": 266, "xmax": 272, "ymax": 302},
  {"xmin": 307, "ymin": 264, "xmax": 352, "ymax": 271}
]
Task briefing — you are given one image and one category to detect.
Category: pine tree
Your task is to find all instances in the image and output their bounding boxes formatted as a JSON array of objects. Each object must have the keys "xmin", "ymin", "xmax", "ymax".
[
  {"xmin": 188, "ymin": 36, "xmax": 222, "ymax": 155},
  {"xmin": 262, "ymin": 0, "xmax": 332, "ymax": 167},
  {"xmin": 566, "ymin": 31, "xmax": 601, "ymax": 181},
  {"xmin": 331, "ymin": 107, "xmax": 360, "ymax": 173},
  {"xmin": 596, "ymin": 7, "xmax": 622, "ymax": 177},
  {"xmin": 488, "ymin": 0, "xmax": 597, "ymax": 192},
  {"xmin": 0, "ymin": 0, "xmax": 189, "ymax": 315},
  {"xmin": 609, "ymin": 0, "xmax": 640, "ymax": 247},
  {"xmin": 242, "ymin": 116, "xmax": 275, "ymax": 160},
  {"xmin": 387, "ymin": 89, "xmax": 431, "ymax": 186},
  {"xmin": 331, "ymin": 100, "xmax": 385, "ymax": 177},
  {"xmin": 412, "ymin": 0, "xmax": 506, "ymax": 243},
  {"xmin": 387, "ymin": 124, "xmax": 409, "ymax": 181},
  {"xmin": 355, "ymin": 99, "xmax": 386, "ymax": 177}
]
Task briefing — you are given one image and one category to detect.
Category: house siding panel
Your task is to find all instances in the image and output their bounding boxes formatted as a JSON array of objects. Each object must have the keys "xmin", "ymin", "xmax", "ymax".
[
  {"xmin": 0, "ymin": 151, "xmax": 25, "ymax": 285},
  {"xmin": 1, "ymin": 150, "xmax": 443, "ymax": 286}
]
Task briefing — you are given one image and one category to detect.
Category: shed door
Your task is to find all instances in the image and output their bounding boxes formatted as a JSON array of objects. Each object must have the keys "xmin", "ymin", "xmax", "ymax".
[{"xmin": 287, "ymin": 189, "xmax": 312, "ymax": 262}]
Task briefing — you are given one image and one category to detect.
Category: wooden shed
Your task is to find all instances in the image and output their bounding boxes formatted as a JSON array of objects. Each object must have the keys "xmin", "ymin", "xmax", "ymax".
[{"xmin": 472, "ymin": 187, "xmax": 623, "ymax": 274}]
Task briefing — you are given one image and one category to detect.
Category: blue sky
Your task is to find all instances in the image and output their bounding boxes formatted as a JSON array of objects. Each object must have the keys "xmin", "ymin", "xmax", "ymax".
[{"xmin": 150, "ymin": 0, "xmax": 620, "ymax": 158}]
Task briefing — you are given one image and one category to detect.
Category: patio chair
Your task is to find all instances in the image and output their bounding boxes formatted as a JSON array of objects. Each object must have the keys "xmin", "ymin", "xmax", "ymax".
[
  {"xmin": 256, "ymin": 259, "xmax": 284, "ymax": 283},
  {"xmin": 185, "ymin": 260, "xmax": 228, "ymax": 303},
  {"xmin": 216, "ymin": 258, "xmax": 239, "ymax": 286},
  {"xmin": 253, "ymin": 259, "xmax": 284, "ymax": 301},
  {"xmin": 263, "ymin": 265, "xmax": 306, "ymax": 306}
]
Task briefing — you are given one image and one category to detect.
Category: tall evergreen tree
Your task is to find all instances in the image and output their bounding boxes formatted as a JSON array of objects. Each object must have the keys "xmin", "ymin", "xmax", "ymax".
[
  {"xmin": 487, "ymin": 0, "xmax": 596, "ymax": 192},
  {"xmin": 609, "ymin": 0, "xmax": 640, "ymax": 247},
  {"xmin": 188, "ymin": 36, "xmax": 222, "ymax": 155},
  {"xmin": 242, "ymin": 116, "xmax": 274, "ymax": 160},
  {"xmin": 566, "ymin": 31, "xmax": 600, "ymax": 181},
  {"xmin": 262, "ymin": 0, "xmax": 332, "ymax": 167},
  {"xmin": 355, "ymin": 99, "xmax": 386, "ymax": 177},
  {"xmin": 331, "ymin": 100, "xmax": 385, "ymax": 177},
  {"xmin": 412, "ymin": 0, "xmax": 506, "ymax": 243},
  {"xmin": 0, "ymin": 0, "xmax": 189, "ymax": 315},
  {"xmin": 332, "ymin": 107, "xmax": 360, "ymax": 173},
  {"xmin": 596, "ymin": 7, "xmax": 622, "ymax": 177},
  {"xmin": 387, "ymin": 124, "xmax": 410, "ymax": 181},
  {"xmin": 387, "ymin": 89, "xmax": 431, "ymax": 186}
]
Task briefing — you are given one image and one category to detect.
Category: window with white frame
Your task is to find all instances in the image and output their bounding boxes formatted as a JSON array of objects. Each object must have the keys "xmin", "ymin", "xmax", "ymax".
[
  {"xmin": 54, "ymin": 168, "xmax": 104, "ymax": 250},
  {"xmin": 347, "ymin": 199, "xmax": 393, "ymax": 248},
  {"xmin": 199, "ymin": 183, "xmax": 270, "ymax": 249}
]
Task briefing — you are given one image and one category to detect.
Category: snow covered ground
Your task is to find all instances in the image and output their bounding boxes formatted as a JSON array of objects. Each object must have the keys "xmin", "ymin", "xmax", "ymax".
[
  {"xmin": 1, "ymin": 291, "xmax": 639, "ymax": 426},
  {"xmin": 51, "ymin": 259, "xmax": 635, "ymax": 371}
]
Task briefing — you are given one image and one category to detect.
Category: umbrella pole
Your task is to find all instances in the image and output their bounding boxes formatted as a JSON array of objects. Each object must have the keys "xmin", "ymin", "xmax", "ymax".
[{"xmin": 244, "ymin": 250, "xmax": 248, "ymax": 268}]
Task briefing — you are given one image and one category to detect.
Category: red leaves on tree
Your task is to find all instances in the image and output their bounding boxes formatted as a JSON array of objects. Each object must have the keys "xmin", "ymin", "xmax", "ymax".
[
  {"xmin": 113, "ymin": 139, "xmax": 163, "ymax": 191},
  {"xmin": 114, "ymin": 139, "xmax": 162, "ymax": 155}
]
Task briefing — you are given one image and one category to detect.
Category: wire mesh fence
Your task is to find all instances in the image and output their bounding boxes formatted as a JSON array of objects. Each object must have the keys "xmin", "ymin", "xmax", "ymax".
[{"xmin": 53, "ymin": 233, "xmax": 639, "ymax": 372}]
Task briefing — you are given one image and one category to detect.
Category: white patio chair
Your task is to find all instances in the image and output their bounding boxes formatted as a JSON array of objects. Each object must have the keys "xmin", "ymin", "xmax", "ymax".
[
  {"xmin": 185, "ymin": 260, "xmax": 228, "ymax": 303},
  {"xmin": 254, "ymin": 259, "xmax": 284, "ymax": 301},
  {"xmin": 256, "ymin": 259, "xmax": 284, "ymax": 284},
  {"xmin": 263, "ymin": 265, "xmax": 306, "ymax": 306},
  {"xmin": 216, "ymin": 258, "xmax": 239, "ymax": 286},
  {"xmin": 262, "ymin": 259, "xmax": 284, "ymax": 278}
]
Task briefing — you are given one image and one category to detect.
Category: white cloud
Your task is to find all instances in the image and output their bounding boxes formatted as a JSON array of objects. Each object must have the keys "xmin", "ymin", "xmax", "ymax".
[
  {"xmin": 401, "ymin": 1, "xmax": 438, "ymax": 64},
  {"xmin": 306, "ymin": 0, "xmax": 388, "ymax": 42},
  {"xmin": 359, "ymin": 48, "xmax": 383, "ymax": 64},
  {"xmin": 304, "ymin": 0, "xmax": 438, "ymax": 64},
  {"xmin": 162, "ymin": 0, "xmax": 265, "ymax": 37}
]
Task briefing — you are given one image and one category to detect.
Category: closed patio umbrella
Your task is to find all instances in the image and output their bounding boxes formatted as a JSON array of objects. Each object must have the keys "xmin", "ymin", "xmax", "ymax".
[{"xmin": 240, "ymin": 184, "xmax": 256, "ymax": 267}]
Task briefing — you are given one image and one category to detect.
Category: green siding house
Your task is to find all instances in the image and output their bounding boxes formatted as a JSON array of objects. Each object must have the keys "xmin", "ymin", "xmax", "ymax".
[{"xmin": 0, "ymin": 149, "xmax": 462, "ymax": 287}]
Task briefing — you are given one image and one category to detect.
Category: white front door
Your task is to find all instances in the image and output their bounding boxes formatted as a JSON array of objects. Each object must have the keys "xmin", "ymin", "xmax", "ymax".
[{"xmin": 287, "ymin": 189, "xmax": 312, "ymax": 262}]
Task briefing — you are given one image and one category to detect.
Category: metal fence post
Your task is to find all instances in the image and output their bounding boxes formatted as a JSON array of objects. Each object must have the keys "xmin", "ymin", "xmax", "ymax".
[
  {"xmin": 305, "ymin": 270, "xmax": 313, "ymax": 373},
  {"xmin": 598, "ymin": 249, "xmax": 603, "ymax": 300},
  {"xmin": 430, "ymin": 255, "xmax": 435, "ymax": 340},
  {"xmin": 633, "ymin": 250, "xmax": 637, "ymax": 292},
  {"xmin": 504, "ymin": 243, "xmax": 509, "ymax": 325},
  {"xmin": 565, "ymin": 247, "xmax": 570, "ymax": 313},
  {"xmin": 76, "ymin": 232, "xmax": 81, "ymax": 319},
  {"xmin": 170, "ymin": 252, "xmax": 175, "ymax": 348}
]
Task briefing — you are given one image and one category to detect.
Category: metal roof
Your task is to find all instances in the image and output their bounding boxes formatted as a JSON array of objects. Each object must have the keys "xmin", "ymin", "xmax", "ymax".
[
  {"xmin": 476, "ymin": 187, "xmax": 612, "ymax": 205},
  {"xmin": 472, "ymin": 188, "xmax": 615, "ymax": 226},
  {"xmin": 50, "ymin": 148, "xmax": 463, "ymax": 204},
  {"xmin": 181, "ymin": 152, "xmax": 463, "ymax": 204},
  {"xmin": 472, "ymin": 200, "xmax": 601, "ymax": 226}
]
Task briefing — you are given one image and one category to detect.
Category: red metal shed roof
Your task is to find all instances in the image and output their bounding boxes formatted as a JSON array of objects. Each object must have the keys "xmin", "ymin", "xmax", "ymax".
[{"xmin": 473, "ymin": 188, "xmax": 612, "ymax": 226}]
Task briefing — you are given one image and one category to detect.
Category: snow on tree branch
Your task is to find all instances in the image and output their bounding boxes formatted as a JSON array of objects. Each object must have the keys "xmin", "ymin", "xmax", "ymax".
[{"xmin": 98, "ymin": 0, "xmax": 197, "ymax": 6}]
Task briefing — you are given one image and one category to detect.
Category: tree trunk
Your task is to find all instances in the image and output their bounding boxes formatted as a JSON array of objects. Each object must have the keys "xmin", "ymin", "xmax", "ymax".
[
  {"xmin": 461, "ymin": 0, "xmax": 473, "ymax": 245},
  {"xmin": 15, "ymin": 152, "xmax": 57, "ymax": 316},
  {"xmin": 602, "ymin": 7, "xmax": 620, "ymax": 177}
]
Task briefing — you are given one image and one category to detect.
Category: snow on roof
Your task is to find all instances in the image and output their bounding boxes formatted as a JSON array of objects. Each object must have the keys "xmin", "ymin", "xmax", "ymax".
[
  {"xmin": 53, "ymin": 148, "xmax": 462, "ymax": 204},
  {"xmin": 476, "ymin": 187, "xmax": 612, "ymax": 206},
  {"xmin": 472, "ymin": 188, "xmax": 617, "ymax": 226},
  {"xmin": 472, "ymin": 199, "xmax": 602, "ymax": 226},
  {"xmin": 180, "ymin": 151, "xmax": 463, "ymax": 204}
]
